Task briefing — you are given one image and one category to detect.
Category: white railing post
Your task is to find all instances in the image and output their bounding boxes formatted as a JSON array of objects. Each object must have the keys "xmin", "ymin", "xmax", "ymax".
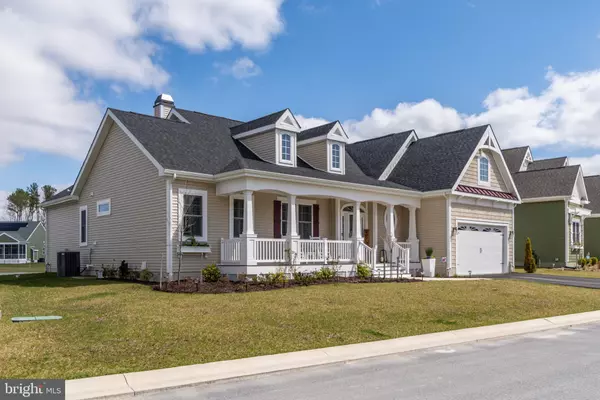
[
  {"xmin": 241, "ymin": 190, "xmax": 257, "ymax": 266},
  {"xmin": 407, "ymin": 206, "xmax": 420, "ymax": 262},
  {"xmin": 323, "ymin": 238, "xmax": 328, "ymax": 264}
]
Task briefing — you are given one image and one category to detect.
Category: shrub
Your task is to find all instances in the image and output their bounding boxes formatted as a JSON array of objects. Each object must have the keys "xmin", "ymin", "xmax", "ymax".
[
  {"xmin": 425, "ymin": 247, "xmax": 434, "ymax": 258},
  {"xmin": 202, "ymin": 264, "xmax": 221, "ymax": 283},
  {"xmin": 315, "ymin": 266, "xmax": 335, "ymax": 280},
  {"xmin": 264, "ymin": 272, "xmax": 286, "ymax": 285},
  {"xmin": 523, "ymin": 238, "xmax": 537, "ymax": 273},
  {"xmin": 118, "ymin": 260, "xmax": 129, "ymax": 279},
  {"xmin": 579, "ymin": 258, "xmax": 587, "ymax": 268},
  {"xmin": 140, "ymin": 269, "xmax": 153, "ymax": 282},
  {"xmin": 591, "ymin": 257, "xmax": 598, "ymax": 266},
  {"xmin": 128, "ymin": 270, "xmax": 140, "ymax": 281},
  {"xmin": 356, "ymin": 263, "xmax": 372, "ymax": 279},
  {"xmin": 293, "ymin": 271, "xmax": 316, "ymax": 285},
  {"xmin": 102, "ymin": 265, "xmax": 117, "ymax": 279}
]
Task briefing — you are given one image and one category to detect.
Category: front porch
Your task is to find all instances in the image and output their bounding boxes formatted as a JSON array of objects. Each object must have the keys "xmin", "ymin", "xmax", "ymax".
[{"xmin": 215, "ymin": 177, "xmax": 421, "ymax": 276}]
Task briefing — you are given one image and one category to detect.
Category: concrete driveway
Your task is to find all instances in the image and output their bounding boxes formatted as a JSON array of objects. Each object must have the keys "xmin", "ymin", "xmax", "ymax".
[{"xmin": 495, "ymin": 273, "xmax": 600, "ymax": 289}]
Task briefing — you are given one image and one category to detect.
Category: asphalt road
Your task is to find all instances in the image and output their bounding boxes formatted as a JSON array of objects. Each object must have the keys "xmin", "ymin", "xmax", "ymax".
[
  {"xmin": 140, "ymin": 322, "xmax": 600, "ymax": 400},
  {"xmin": 497, "ymin": 273, "xmax": 600, "ymax": 289}
]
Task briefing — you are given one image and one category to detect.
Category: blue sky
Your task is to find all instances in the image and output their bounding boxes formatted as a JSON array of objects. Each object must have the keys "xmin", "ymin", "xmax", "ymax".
[{"xmin": 3, "ymin": 0, "xmax": 600, "ymax": 204}]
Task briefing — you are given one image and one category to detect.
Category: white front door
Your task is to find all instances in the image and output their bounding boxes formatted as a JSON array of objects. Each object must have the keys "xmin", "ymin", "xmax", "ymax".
[
  {"xmin": 457, "ymin": 224, "xmax": 505, "ymax": 275},
  {"xmin": 341, "ymin": 211, "xmax": 354, "ymax": 240}
]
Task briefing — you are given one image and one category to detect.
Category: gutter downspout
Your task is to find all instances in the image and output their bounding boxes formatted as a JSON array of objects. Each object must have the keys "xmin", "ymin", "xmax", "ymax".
[
  {"xmin": 166, "ymin": 175, "xmax": 175, "ymax": 279},
  {"xmin": 564, "ymin": 199, "xmax": 569, "ymax": 267},
  {"xmin": 444, "ymin": 194, "xmax": 452, "ymax": 277}
]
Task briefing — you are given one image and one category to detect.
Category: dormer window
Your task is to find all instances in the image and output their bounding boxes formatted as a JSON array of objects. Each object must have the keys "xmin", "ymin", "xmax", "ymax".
[
  {"xmin": 478, "ymin": 154, "xmax": 490, "ymax": 185},
  {"xmin": 281, "ymin": 133, "xmax": 291, "ymax": 162},
  {"xmin": 331, "ymin": 143, "xmax": 341, "ymax": 170}
]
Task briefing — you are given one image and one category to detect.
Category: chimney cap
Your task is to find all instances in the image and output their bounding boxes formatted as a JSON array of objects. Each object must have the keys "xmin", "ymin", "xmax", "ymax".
[{"xmin": 154, "ymin": 93, "xmax": 174, "ymax": 106}]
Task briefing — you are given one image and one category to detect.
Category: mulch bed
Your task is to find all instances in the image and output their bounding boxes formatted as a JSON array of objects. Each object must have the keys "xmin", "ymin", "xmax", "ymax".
[{"xmin": 153, "ymin": 276, "xmax": 419, "ymax": 294}]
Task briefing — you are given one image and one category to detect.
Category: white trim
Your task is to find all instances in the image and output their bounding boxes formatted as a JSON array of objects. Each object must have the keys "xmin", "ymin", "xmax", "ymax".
[
  {"xmin": 232, "ymin": 110, "xmax": 302, "ymax": 140},
  {"xmin": 166, "ymin": 109, "xmax": 190, "ymax": 124},
  {"xmin": 571, "ymin": 218, "xmax": 582, "ymax": 246},
  {"xmin": 520, "ymin": 147, "xmax": 533, "ymax": 172},
  {"xmin": 455, "ymin": 218, "xmax": 509, "ymax": 274},
  {"xmin": 586, "ymin": 213, "xmax": 600, "ymax": 218},
  {"xmin": 25, "ymin": 222, "xmax": 44, "ymax": 241},
  {"xmin": 79, "ymin": 205, "xmax": 88, "ymax": 247},
  {"xmin": 71, "ymin": 110, "xmax": 165, "ymax": 198},
  {"xmin": 297, "ymin": 121, "xmax": 350, "ymax": 145},
  {"xmin": 446, "ymin": 195, "xmax": 452, "ymax": 271},
  {"xmin": 276, "ymin": 196, "xmax": 317, "ymax": 205},
  {"xmin": 166, "ymin": 179, "xmax": 173, "ymax": 276},
  {"xmin": 477, "ymin": 153, "xmax": 491, "ymax": 186},
  {"xmin": 564, "ymin": 199, "xmax": 569, "ymax": 264},
  {"xmin": 422, "ymin": 189, "xmax": 452, "ymax": 198},
  {"xmin": 163, "ymin": 169, "xmax": 215, "ymax": 182},
  {"xmin": 378, "ymin": 131, "xmax": 418, "ymax": 181},
  {"xmin": 41, "ymin": 194, "xmax": 79, "ymax": 208},
  {"xmin": 232, "ymin": 123, "xmax": 277, "ymax": 139},
  {"xmin": 327, "ymin": 141, "xmax": 344, "ymax": 174},
  {"xmin": 96, "ymin": 198, "xmax": 111, "ymax": 217},
  {"xmin": 178, "ymin": 188, "xmax": 208, "ymax": 242},
  {"xmin": 0, "ymin": 232, "xmax": 21, "ymax": 243},
  {"xmin": 571, "ymin": 166, "xmax": 590, "ymax": 205},
  {"xmin": 278, "ymin": 131, "xmax": 293, "ymax": 165},
  {"xmin": 229, "ymin": 194, "xmax": 245, "ymax": 239}
]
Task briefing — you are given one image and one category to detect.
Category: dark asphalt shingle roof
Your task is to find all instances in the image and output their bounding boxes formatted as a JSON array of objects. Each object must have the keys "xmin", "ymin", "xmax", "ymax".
[
  {"xmin": 512, "ymin": 166, "xmax": 580, "ymax": 199},
  {"xmin": 0, "ymin": 221, "xmax": 41, "ymax": 242},
  {"xmin": 109, "ymin": 108, "xmax": 416, "ymax": 191},
  {"xmin": 297, "ymin": 122, "xmax": 338, "ymax": 141},
  {"xmin": 527, "ymin": 157, "xmax": 568, "ymax": 171},
  {"xmin": 50, "ymin": 185, "xmax": 74, "ymax": 201},
  {"xmin": 584, "ymin": 176, "xmax": 600, "ymax": 214},
  {"xmin": 386, "ymin": 126, "xmax": 489, "ymax": 191},
  {"xmin": 229, "ymin": 109, "xmax": 287, "ymax": 135},
  {"xmin": 346, "ymin": 131, "xmax": 414, "ymax": 179},
  {"xmin": 502, "ymin": 147, "xmax": 529, "ymax": 173}
]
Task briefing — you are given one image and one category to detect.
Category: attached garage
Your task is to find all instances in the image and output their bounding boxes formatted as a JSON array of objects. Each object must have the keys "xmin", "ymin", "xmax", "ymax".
[{"xmin": 456, "ymin": 223, "xmax": 507, "ymax": 275}]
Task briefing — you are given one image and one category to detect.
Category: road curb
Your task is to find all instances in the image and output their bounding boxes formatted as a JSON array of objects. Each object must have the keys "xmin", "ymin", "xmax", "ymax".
[{"xmin": 66, "ymin": 310, "xmax": 600, "ymax": 400}]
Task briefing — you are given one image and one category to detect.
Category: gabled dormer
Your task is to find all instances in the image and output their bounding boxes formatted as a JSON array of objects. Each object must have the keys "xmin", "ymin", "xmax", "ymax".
[
  {"xmin": 230, "ymin": 109, "xmax": 301, "ymax": 167},
  {"xmin": 297, "ymin": 121, "xmax": 350, "ymax": 174}
]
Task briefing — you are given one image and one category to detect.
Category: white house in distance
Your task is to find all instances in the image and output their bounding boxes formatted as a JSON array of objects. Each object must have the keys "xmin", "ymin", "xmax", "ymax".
[{"xmin": 42, "ymin": 94, "xmax": 520, "ymax": 279}]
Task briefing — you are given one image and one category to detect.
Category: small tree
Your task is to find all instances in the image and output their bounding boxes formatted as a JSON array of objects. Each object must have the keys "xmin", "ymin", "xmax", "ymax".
[{"xmin": 523, "ymin": 237, "xmax": 537, "ymax": 273}]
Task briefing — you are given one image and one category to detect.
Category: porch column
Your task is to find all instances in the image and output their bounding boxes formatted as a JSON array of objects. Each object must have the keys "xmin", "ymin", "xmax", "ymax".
[
  {"xmin": 384, "ymin": 204, "xmax": 396, "ymax": 262},
  {"xmin": 372, "ymin": 202, "xmax": 378, "ymax": 254},
  {"xmin": 241, "ymin": 190, "xmax": 257, "ymax": 266},
  {"xmin": 287, "ymin": 194, "xmax": 300, "ymax": 258},
  {"xmin": 335, "ymin": 198, "xmax": 341, "ymax": 240},
  {"xmin": 353, "ymin": 201, "xmax": 363, "ymax": 263},
  {"xmin": 407, "ymin": 206, "xmax": 420, "ymax": 262}
]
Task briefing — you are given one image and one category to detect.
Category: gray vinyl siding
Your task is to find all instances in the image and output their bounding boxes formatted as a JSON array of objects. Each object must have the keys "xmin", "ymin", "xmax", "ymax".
[
  {"xmin": 46, "ymin": 121, "xmax": 167, "ymax": 275},
  {"xmin": 298, "ymin": 141, "xmax": 327, "ymax": 171},
  {"xmin": 46, "ymin": 202, "xmax": 80, "ymax": 272},
  {"xmin": 241, "ymin": 131, "xmax": 277, "ymax": 163}
]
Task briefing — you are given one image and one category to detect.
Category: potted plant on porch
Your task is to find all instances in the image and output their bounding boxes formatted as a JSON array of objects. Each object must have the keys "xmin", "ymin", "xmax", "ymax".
[{"xmin": 421, "ymin": 247, "xmax": 436, "ymax": 277}]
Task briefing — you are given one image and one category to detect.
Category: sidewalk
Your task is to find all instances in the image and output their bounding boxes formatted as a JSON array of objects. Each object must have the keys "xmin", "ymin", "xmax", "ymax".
[{"xmin": 66, "ymin": 310, "xmax": 600, "ymax": 400}]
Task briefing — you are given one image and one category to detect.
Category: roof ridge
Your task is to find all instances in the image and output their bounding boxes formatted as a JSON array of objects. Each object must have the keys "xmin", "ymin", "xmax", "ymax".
[
  {"xmin": 534, "ymin": 156, "xmax": 567, "ymax": 162},
  {"xmin": 431, "ymin": 124, "xmax": 488, "ymax": 138},
  {"xmin": 301, "ymin": 120, "xmax": 338, "ymax": 132},
  {"xmin": 350, "ymin": 130, "xmax": 413, "ymax": 145},
  {"xmin": 232, "ymin": 108, "xmax": 289, "ymax": 127},
  {"xmin": 515, "ymin": 164, "xmax": 578, "ymax": 174},
  {"xmin": 502, "ymin": 145, "xmax": 530, "ymax": 151},
  {"xmin": 585, "ymin": 175, "xmax": 600, "ymax": 178},
  {"xmin": 175, "ymin": 108, "xmax": 244, "ymax": 124},
  {"xmin": 109, "ymin": 108, "xmax": 186, "ymax": 124}
]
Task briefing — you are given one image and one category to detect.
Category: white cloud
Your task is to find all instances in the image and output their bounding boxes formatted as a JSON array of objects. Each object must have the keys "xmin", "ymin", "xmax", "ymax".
[
  {"xmin": 295, "ymin": 115, "xmax": 330, "ymax": 129},
  {"xmin": 0, "ymin": 0, "xmax": 285, "ymax": 165},
  {"xmin": 571, "ymin": 155, "xmax": 600, "ymax": 175},
  {"xmin": 215, "ymin": 57, "xmax": 262, "ymax": 79},
  {"xmin": 299, "ymin": 68, "xmax": 600, "ymax": 153}
]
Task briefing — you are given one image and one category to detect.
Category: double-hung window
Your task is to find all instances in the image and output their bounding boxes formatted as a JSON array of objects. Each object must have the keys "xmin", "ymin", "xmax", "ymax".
[
  {"xmin": 572, "ymin": 220, "xmax": 581, "ymax": 244},
  {"xmin": 180, "ymin": 189, "xmax": 208, "ymax": 241},
  {"xmin": 233, "ymin": 198, "xmax": 244, "ymax": 238},
  {"xmin": 281, "ymin": 203, "xmax": 289, "ymax": 237},
  {"xmin": 79, "ymin": 205, "xmax": 88, "ymax": 246},
  {"xmin": 331, "ymin": 143, "xmax": 341, "ymax": 170},
  {"xmin": 281, "ymin": 133, "xmax": 291, "ymax": 162},
  {"xmin": 97, "ymin": 199, "xmax": 111, "ymax": 216},
  {"xmin": 298, "ymin": 205, "xmax": 313, "ymax": 239},
  {"xmin": 479, "ymin": 155, "xmax": 489, "ymax": 184}
]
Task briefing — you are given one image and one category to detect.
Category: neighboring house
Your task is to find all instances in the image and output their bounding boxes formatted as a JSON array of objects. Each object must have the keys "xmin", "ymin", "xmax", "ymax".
[
  {"xmin": 0, "ymin": 221, "xmax": 46, "ymax": 263},
  {"xmin": 42, "ymin": 94, "xmax": 520, "ymax": 278},
  {"xmin": 584, "ymin": 175, "xmax": 600, "ymax": 258},
  {"xmin": 502, "ymin": 146, "xmax": 590, "ymax": 267}
]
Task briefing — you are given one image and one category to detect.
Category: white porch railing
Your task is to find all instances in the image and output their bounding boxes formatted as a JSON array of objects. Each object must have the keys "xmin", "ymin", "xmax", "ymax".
[
  {"xmin": 220, "ymin": 238, "xmax": 241, "ymax": 263},
  {"xmin": 254, "ymin": 238, "xmax": 287, "ymax": 263},
  {"xmin": 357, "ymin": 241, "xmax": 376, "ymax": 267},
  {"xmin": 327, "ymin": 240, "xmax": 353, "ymax": 262},
  {"xmin": 391, "ymin": 241, "xmax": 410, "ymax": 272},
  {"xmin": 298, "ymin": 239, "xmax": 326, "ymax": 262}
]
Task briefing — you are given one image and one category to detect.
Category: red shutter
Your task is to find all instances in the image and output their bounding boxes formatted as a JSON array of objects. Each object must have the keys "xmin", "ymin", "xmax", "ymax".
[
  {"xmin": 274, "ymin": 200, "xmax": 281, "ymax": 238},
  {"xmin": 312, "ymin": 204, "xmax": 320, "ymax": 238}
]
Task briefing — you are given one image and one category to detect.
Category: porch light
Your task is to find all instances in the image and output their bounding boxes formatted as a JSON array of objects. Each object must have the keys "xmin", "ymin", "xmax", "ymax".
[
  {"xmin": 451, "ymin": 227, "xmax": 457, "ymax": 236},
  {"xmin": 509, "ymin": 230, "xmax": 514, "ymax": 239}
]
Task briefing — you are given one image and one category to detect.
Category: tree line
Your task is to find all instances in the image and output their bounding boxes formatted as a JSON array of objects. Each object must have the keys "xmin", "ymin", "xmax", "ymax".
[{"xmin": 5, "ymin": 183, "xmax": 57, "ymax": 223}]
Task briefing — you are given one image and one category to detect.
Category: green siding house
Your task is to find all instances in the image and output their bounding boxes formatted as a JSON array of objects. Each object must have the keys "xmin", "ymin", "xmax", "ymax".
[
  {"xmin": 503, "ymin": 147, "xmax": 590, "ymax": 267},
  {"xmin": 584, "ymin": 176, "xmax": 600, "ymax": 258},
  {"xmin": 0, "ymin": 221, "xmax": 46, "ymax": 263}
]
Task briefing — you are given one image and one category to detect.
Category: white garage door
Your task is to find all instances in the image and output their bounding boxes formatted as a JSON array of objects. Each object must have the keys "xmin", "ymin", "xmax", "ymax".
[{"xmin": 457, "ymin": 224, "xmax": 505, "ymax": 275}]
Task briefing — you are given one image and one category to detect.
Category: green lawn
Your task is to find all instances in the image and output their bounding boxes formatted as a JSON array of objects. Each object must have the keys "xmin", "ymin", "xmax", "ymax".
[
  {"xmin": 0, "ymin": 263, "xmax": 45, "ymax": 274},
  {"xmin": 1, "ymin": 274, "xmax": 600, "ymax": 380},
  {"xmin": 515, "ymin": 267, "xmax": 600, "ymax": 278}
]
